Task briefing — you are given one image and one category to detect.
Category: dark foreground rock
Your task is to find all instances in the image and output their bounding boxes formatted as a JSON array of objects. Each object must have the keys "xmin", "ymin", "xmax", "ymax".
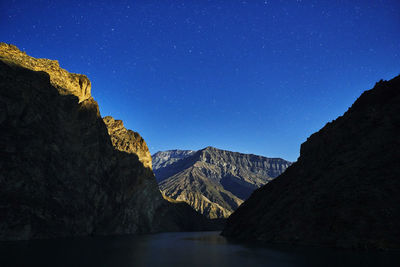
[
  {"xmin": 0, "ymin": 43, "xmax": 216, "ymax": 241},
  {"xmin": 222, "ymin": 75, "xmax": 400, "ymax": 249}
]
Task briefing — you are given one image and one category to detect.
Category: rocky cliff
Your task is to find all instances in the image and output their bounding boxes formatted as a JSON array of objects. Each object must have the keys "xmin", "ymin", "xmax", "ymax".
[
  {"xmin": 103, "ymin": 116, "xmax": 152, "ymax": 169},
  {"xmin": 154, "ymin": 147, "xmax": 291, "ymax": 218},
  {"xmin": 0, "ymin": 43, "xmax": 216, "ymax": 240},
  {"xmin": 0, "ymin": 43, "xmax": 90, "ymax": 102},
  {"xmin": 222, "ymin": 75, "xmax": 400, "ymax": 249}
]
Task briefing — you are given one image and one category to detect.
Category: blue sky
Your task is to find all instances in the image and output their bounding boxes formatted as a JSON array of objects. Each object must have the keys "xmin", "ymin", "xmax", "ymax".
[{"xmin": 1, "ymin": 0, "xmax": 399, "ymax": 161}]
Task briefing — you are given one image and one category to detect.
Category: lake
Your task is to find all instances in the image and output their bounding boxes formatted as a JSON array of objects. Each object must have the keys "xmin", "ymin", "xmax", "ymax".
[{"xmin": 0, "ymin": 231, "xmax": 399, "ymax": 267}]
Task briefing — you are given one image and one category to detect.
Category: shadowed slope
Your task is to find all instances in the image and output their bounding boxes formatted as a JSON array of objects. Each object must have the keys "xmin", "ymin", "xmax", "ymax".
[{"xmin": 222, "ymin": 75, "xmax": 400, "ymax": 249}]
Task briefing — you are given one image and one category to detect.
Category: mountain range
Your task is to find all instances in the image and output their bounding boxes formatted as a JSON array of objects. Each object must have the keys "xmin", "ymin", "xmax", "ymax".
[{"xmin": 152, "ymin": 147, "xmax": 291, "ymax": 218}]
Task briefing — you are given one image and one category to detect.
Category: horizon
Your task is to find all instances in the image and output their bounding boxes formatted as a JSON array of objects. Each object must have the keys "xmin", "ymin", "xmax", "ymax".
[{"xmin": 1, "ymin": 0, "xmax": 399, "ymax": 161}]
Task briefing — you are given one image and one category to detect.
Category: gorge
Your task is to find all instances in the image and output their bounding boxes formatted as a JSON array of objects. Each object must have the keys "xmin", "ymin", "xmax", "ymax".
[
  {"xmin": 1, "ymin": 1, "xmax": 399, "ymax": 265},
  {"xmin": 1, "ymin": 42, "xmax": 399, "ymax": 252}
]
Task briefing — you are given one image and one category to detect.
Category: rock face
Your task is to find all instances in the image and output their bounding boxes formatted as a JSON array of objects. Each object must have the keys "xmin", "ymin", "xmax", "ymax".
[
  {"xmin": 0, "ymin": 43, "xmax": 216, "ymax": 241},
  {"xmin": 0, "ymin": 43, "xmax": 91, "ymax": 102},
  {"xmin": 103, "ymin": 116, "xmax": 152, "ymax": 169},
  {"xmin": 153, "ymin": 147, "xmax": 291, "ymax": 218},
  {"xmin": 222, "ymin": 75, "xmax": 400, "ymax": 249},
  {"xmin": 152, "ymin": 150, "xmax": 196, "ymax": 171}
]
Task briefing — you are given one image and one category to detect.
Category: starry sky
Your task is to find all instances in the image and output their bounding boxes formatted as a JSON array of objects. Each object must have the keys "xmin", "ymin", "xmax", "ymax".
[{"xmin": 1, "ymin": 0, "xmax": 399, "ymax": 161}]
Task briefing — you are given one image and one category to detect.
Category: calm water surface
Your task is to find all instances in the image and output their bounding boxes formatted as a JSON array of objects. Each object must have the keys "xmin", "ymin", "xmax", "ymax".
[{"xmin": 1, "ymin": 231, "xmax": 399, "ymax": 267}]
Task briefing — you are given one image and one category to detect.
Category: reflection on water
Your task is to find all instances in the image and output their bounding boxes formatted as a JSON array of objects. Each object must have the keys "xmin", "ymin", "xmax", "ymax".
[{"xmin": 0, "ymin": 231, "xmax": 399, "ymax": 267}]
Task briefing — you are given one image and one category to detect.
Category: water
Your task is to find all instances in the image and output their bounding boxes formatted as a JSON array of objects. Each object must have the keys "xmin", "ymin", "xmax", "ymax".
[{"xmin": 0, "ymin": 231, "xmax": 399, "ymax": 267}]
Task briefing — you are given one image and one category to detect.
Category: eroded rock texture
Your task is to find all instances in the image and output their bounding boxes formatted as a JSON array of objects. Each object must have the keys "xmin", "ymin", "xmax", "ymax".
[
  {"xmin": 222, "ymin": 75, "xmax": 400, "ymax": 249},
  {"xmin": 103, "ymin": 116, "xmax": 152, "ymax": 169},
  {"xmin": 0, "ymin": 43, "xmax": 91, "ymax": 102},
  {"xmin": 153, "ymin": 147, "xmax": 291, "ymax": 218}
]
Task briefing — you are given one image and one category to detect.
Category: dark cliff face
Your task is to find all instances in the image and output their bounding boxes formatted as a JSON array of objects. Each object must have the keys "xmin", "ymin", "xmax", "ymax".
[
  {"xmin": 0, "ymin": 43, "xmax": 165, "ymax": 240},
  {"xmin": 154, "ymin": 146, "xmax": 291, "ymax": 218},
  {"xmin": 0, "ymin": 43, "xmax": 216, "ymax": 240},
  {"xmin": 222, "ymin": 75, "xmax": 400, "ymax": 249}
]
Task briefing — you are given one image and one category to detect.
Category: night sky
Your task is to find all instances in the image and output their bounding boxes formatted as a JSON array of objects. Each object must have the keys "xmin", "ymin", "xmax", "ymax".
[{"xmin": 1, "ymin": 0, "xmax": 399, "ymax": 161}]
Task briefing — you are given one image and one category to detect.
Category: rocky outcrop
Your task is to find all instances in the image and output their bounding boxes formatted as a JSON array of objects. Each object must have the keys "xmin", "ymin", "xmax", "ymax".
[
  {"xmin": 0, "ymin": 43, "xmax": 91, "ymax": 102},
  {"xmin": 0, "ymin": 43, "xmax": 216, "ymax": 240},
  {"xmin": 103, "ymin": 116, "xmax": 152, "ymax": 169},
  {"xmin": 222, "ymin": 75, "xmax": 400, "ymax": 249},
  {"xmin": 152, "ymin": 150, "xmax": 195, "ymax": 172},
  {"xmin": 154, "ymin": 147, "xmax": 291, "ymax": 218}
]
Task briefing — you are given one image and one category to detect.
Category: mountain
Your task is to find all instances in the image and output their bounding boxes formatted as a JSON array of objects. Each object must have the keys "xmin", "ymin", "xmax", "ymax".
[
  {"xmin": 153, "ymin": 147, "xmax": 291, "ymax": 218},
  {"xmin": 152, "ymin": 150, "xmax": 196, "ymax": 171},
  {"xmin": 0, "ymin": 43, "xmax": 216, "ymax": 240},
  {"xmin": 222, "ymin": 75, "xmax": 400, "ymax": 249}
]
